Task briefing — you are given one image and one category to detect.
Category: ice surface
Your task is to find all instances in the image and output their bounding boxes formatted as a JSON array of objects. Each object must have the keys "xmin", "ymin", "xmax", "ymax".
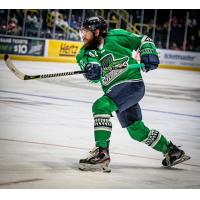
[{"xmin": 0, "ymin": 60, "xmax": 200, "ymax": 188}]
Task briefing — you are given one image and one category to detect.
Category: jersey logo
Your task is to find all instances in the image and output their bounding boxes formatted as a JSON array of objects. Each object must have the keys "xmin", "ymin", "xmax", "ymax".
[
  {"xmin": 144, "ymin": 36, "xmax": 153, "ymax": 42},
  {"xmin": 99, "ymin": 53, "xmax": 129, "ymax": 86},
  {"xmin": 100, "ymin": 53, "xmax": 129, "ymax": 73}
]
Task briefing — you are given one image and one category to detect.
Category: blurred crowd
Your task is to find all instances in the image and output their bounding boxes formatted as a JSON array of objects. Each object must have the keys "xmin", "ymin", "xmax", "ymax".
[
  {"xmin": 0, "ymin": 10, "xmax": 81, "ymax": 41},
  {"xmin": 126, "ymin": 9, "xmax": 200, "ymax": 52},
  {"xmin": 147, "ymin": 14, "xmax": 199, "ymax": 52},
  {"xmin": 0, "ymin": 9, "xmax": 199, "ymax": 52}
]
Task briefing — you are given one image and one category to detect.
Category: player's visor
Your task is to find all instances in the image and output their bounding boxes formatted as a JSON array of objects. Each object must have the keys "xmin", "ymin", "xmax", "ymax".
[{"xmin": 79, "ymin": 27, "xmax": 92, "ymax": 40}]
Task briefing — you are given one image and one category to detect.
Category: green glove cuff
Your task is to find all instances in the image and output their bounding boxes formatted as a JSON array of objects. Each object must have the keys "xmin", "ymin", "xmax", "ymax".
[
  {"xmin": 140, "ymin": 48, "xmax": 158, "ymax": 57},
  {"xmin": 140, "ymin": 43, "xmax": 158, "ymax": 57}
]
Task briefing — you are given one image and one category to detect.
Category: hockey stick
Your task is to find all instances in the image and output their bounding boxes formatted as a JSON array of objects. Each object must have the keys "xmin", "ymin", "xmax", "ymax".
[{"xmin": 4, "ymin": 54, "xmax": 144, "ymax": 80}]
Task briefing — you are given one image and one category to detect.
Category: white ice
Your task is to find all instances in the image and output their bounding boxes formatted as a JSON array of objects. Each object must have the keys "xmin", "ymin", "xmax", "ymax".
[{"xmin": 0, "ymin": 60, "xmax": 200, "ymax": 188}]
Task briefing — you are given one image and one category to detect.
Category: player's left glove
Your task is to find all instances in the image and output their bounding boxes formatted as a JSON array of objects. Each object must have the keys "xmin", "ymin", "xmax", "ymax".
[{"xmin": 141, "ymin": 54, "xmax": 160, "ymax": 72}]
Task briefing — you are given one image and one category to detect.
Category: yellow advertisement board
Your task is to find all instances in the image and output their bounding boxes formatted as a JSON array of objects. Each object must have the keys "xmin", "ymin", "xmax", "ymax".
[{"xmin": 48, "ymin": 40, "xmax": 83, "ymax": 57}]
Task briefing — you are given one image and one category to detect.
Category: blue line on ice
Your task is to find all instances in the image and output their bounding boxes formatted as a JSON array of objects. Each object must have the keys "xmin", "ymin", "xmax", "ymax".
[{"xmin": 0, "ymin": 90, "xmax": 200, "ymax": 118}]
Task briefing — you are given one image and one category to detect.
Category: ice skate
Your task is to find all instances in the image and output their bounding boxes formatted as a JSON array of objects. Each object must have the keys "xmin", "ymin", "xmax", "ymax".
[
  {"xmin": 78, "ymin": 146, "xmax": 111, "ymax": 173},
  {"xmin": 162, "ymin": 142, "xmax": 191, "ymax": 167}
]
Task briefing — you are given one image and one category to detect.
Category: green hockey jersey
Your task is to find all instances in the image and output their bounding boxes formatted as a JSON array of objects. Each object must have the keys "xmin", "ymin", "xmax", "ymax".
[{"xmin": 76, "ymin": 29, "xmax": 157, "ymax": 93}]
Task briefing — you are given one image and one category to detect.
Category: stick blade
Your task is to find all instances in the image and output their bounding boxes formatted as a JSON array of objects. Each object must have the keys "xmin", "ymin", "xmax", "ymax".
[
  {"xmin": 4, "ymin": 54, "xmax": 9, "ymax": 61},
  {"xmin": 4, "ymin": 54, "xmax": 26, "ymax": 80}
]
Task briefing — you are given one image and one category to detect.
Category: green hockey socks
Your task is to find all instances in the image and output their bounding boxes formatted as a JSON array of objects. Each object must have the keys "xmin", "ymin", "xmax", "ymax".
[
  {"xmin": 92, "ymin": 95, "xmax": 117, "ymax": 148},
  {"xmin": 127, "ymin": 121, "xmax": 170, "ymax": 153}
]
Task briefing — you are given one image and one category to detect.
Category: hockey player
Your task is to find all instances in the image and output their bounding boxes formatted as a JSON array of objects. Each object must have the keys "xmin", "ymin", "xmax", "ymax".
[{"xmin": 76, "ymin": 16, "xmax": 190, "ymax": 172}]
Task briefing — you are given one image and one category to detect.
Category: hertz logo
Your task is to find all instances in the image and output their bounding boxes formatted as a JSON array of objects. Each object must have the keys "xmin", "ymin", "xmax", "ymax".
[{"xmin": 59, "ymin": 43, "xmax": 79, "ymax": 56}]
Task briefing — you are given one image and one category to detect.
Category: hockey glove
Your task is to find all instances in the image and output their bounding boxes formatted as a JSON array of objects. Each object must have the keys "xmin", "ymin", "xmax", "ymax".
[
  {"xmin": 84, "ymin": 63, "xmax": 102, "ymax": 81},
  {"xmin": 141, "ymin": 54, "xmax": 160, "ymax": 72}
]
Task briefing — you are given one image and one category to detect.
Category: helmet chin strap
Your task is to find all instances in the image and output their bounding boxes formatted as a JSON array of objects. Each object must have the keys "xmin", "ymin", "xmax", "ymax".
[
  {"xmin": 98, "ymin": 38, "xmax": 104, "ymax": 49},
  {"xmin": 92, "ymin": 31, "xmax": 104, "ymax": 49},
  {"xmin": 93, "ymin": 34, "xmax": 103, "ymax": 49}
]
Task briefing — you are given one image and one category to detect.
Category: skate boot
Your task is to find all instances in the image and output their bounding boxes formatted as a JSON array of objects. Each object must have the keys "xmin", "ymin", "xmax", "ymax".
[
  {"xmin": 162, "ymin": 142, "xmax": 191, "ymax": 167},
  {"xmin": 79, "ymin": 146, "xmax": 111, "ymax": 172}
]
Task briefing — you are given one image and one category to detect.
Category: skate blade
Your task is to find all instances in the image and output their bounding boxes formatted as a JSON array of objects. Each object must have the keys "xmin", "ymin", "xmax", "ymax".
[
  {"xmin": 167, "ymin": 155, "xmax": 191, "ymax": 167},
  {"xmin": 79, "ymin": 161, "xmax": 111, "ymax": 173}
]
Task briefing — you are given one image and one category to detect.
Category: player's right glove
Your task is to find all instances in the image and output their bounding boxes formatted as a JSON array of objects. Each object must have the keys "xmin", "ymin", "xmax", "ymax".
[
  {"xmin": 84, "ymin": 63, "xmax": 102, "ymax": 81},
  {"xmin": 139, "ymin": 36, "xmax": 160, "ymax": 72},
  {"xmin": 141, "ymin": 54, "xmax": 160, "ymax": 72}
]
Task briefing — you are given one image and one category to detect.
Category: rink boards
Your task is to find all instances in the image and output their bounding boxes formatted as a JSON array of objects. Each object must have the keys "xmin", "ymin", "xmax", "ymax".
[{"xmin": 0, "ymin": 34, "xmax": 200, "ymax": 71}]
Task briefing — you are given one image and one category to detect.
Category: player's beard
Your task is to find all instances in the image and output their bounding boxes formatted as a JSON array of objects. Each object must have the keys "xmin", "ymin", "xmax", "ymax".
[{"xmin": 84, "ymin": 35, "xmax": 101, "ymax": 50}]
